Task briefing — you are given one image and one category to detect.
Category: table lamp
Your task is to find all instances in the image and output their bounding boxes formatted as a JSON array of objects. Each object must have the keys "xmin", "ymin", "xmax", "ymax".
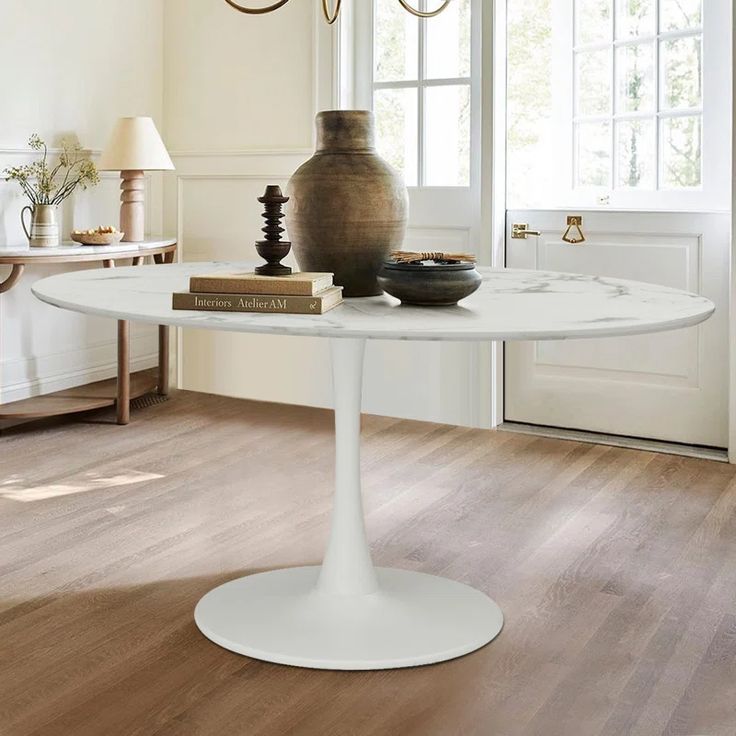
[{"xmin": 98, "ymin": 117, "xmax": 174, "ymax": 242}]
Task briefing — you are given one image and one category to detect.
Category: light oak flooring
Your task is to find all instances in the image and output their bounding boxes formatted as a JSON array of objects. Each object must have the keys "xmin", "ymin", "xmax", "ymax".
[{"xmin": 1, "ymin": 391, "xmax": 736, "ymax": 736}]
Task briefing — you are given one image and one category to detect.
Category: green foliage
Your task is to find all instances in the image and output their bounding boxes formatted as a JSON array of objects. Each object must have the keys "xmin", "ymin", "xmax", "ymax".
[{"xmin": 4, "ymin": 135, "xmax": 100, "ymax": 206}]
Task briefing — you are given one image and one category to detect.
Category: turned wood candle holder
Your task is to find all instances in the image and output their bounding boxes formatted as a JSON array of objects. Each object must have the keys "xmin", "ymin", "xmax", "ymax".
[{"xmin": 255, "ymin": 185, "xmax": 292, "ymax": 276}]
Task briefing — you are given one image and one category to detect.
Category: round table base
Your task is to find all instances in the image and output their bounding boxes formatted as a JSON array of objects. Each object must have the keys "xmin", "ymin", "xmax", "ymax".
[{"xmin": 194, "ymin": 566, "xmax": 503, "ymax": 670}]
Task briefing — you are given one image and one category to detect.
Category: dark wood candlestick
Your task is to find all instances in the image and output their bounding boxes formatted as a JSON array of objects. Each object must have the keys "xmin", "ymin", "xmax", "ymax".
[{"xmin": 254, "ymin": 185, "xmax": 292, "ymax": 276}]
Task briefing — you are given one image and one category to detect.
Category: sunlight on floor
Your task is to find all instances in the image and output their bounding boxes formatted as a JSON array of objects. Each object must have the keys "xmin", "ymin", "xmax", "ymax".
[{"xmin": 0, "ymin": 470, "xmax": 164, "ymax": 502}]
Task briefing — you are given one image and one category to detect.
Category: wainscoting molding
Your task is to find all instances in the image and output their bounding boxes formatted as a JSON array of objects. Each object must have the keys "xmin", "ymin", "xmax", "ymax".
[
  {"xmin": 170, "ymin": 154, "xmax": 309, "ymax": 396},
  {"xmin": 169, "ymin": 150, "xmax": 488, "ymax": 427}
]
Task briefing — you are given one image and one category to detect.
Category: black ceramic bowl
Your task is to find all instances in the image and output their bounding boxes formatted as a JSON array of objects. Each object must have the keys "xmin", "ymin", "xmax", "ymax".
[{"xmin": 377, "ymin": 261, "xmax": 482, "ymax": 306}]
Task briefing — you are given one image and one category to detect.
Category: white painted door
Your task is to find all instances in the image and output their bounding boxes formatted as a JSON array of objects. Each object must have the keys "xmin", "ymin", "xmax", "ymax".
[
  {"xmin": 504, "ymin": 209, "xmax": 729, "ymax": 446},
  {"xmin": 504, "ymin": 0, "xmax": 731, "ymax": 447},
  {"xmin": 342, "ymin": 0, "xmax": 489, "ymax": 428}
]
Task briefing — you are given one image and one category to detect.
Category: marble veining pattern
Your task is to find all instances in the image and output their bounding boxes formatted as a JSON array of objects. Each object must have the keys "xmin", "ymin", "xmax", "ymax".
[{"xmin": 31, "ymin": 262, "xmax": 714, "ymax": 342}]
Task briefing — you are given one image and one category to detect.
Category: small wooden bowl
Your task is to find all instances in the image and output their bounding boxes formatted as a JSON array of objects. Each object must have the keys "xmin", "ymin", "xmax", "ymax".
[{"xmin": 70, "ymin": 231, "xmax": 124, "ymax": 246}]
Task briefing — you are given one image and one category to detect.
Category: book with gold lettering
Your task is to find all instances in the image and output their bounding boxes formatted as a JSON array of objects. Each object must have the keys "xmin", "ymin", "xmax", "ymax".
[
  {"xmin": 190, "ymin": 271, "xmax": 334, "ymax": 297},
  {"xmin": 172, "ymin": 286, "xmax": 343, "ymax": 315}
]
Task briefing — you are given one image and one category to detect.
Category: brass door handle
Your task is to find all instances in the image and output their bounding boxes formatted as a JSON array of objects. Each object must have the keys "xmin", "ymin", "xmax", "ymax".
[
  {"xmin": 562, "ymin": 215, "xmax": 586, "ymax": 244},
  {"xmin": 512, "ymin": 223, "xmax": 541, "ymax": 239}
]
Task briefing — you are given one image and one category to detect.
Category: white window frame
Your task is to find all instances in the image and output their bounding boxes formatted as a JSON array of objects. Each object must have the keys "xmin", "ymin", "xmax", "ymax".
[
  {"xmin": 546, "ymin": 0, "xmax": 731, "ymax": 212},
  {"xmin": 350, "ymin": 0, "xmax": 481, "ymax": 196}
]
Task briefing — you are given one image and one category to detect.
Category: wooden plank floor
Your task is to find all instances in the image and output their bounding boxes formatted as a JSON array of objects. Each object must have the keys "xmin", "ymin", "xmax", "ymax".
[{"xmin": 1, "ymin": 391, "xmax": 735, "ymax": 736}]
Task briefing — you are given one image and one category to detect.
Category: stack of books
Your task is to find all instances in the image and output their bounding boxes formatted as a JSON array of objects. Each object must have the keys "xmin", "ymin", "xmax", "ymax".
[{"xmin": 172, "ymin": 271, "xmax": 343, "ymax": 315}]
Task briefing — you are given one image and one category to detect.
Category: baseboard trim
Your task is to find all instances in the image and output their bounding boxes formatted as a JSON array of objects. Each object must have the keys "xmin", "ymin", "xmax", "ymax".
[
  {"xmin": 498, "ymin": 422, "xmax": 728, "ymax": 463},
  {"xmin": 1, "ymin": 329, "xmax": 159, "ymax": 403},
  {"xmin": 1, "ymin": 354, "xmax": 158, "ymax": 404}
]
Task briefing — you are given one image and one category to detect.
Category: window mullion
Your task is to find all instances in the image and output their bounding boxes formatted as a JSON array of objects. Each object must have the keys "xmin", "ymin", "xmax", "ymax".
[
  {"xmin": 374, "ymin": 77, "xmax": 471, "ymax": 90},
  {"xmin": 657, "ymin": 107, "xmax": 704, "ymax": 118},
  {"xmin": 610, "ymin": 0, "xmax": 616, "ymax": 190},
  {"xmin": 417, "ymin": 1, "xmax": 426, "ymax": 187},
  {"xmin": 655, "ymin": 0, "xmax": 661, "ymax": 189}
]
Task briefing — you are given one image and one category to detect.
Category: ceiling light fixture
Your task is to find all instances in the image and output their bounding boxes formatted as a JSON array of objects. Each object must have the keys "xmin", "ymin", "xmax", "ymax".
[{"xmin": 224, "ymin": 0, "xmax": 451, "ymax": 24}]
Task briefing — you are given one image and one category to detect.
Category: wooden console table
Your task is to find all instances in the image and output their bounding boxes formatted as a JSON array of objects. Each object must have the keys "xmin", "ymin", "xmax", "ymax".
[{"xmin": 0, "ymin": 238, "xmax": 177, "ymax": 427}]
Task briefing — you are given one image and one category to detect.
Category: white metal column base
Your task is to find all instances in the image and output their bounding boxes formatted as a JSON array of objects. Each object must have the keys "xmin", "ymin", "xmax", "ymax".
[
  {"xmin": 194, "ymin": 338, "xmax": 504, "ymax": 669},
  {"xmin": 194, "ymin": 566, "xmax": 503, "ymax": 670}
]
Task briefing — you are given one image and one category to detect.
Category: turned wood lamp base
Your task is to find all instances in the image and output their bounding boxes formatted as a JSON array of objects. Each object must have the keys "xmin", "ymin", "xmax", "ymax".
[{"xmin": 120, "ymin": 170, "xmax": 145, "ymax": 243}]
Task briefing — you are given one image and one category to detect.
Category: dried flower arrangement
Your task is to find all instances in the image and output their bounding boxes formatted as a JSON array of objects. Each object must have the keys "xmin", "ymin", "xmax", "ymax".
[{"xmin": 4, "ymin": 134, "xmax": 99, "ymax": 206}]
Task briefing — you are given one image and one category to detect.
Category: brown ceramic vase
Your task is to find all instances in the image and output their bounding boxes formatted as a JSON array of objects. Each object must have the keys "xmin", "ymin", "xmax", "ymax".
[{"xmin": 286, "ymin": 111, "xmax": 409, "ymax": 297}]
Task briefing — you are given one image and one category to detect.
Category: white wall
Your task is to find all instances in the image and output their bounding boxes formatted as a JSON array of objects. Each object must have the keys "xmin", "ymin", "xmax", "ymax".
[
  {"xmin": 0, "ymin": 0, "xmax": 165, "ymax": 403},
  {"xmin": 165, "ymin": 2, "xmax": 488, "ymax": 427},
  {"xmin": 163, "ymin": 0, "xmax": 315, "ymax": 152}
]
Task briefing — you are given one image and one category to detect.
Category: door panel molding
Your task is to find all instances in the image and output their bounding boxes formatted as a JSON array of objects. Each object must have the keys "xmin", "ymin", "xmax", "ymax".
[{"xmin": 505, "ymin": 209, "xmax": 728, "ymax": 447}]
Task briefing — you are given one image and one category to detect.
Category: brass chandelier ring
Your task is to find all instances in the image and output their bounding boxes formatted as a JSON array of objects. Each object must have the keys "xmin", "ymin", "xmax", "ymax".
[
  {"xmin": 321, "ymin": 0, "xmax": 342, "ymax": 24},
  {"xmin": 224, "ymin": 0, "xmax": 292, "ymax": 14},
  {"xmin": 224, "ymin": 0, "xmax": 450, "ymax": 22},
  {"xmin": 397, "ymin": 0, "xmax": 452, "ymax": 18}
]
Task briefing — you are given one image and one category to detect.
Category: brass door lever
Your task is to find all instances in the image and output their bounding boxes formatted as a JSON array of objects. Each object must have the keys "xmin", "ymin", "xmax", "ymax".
[{"xmin": 512, "ymin": 223, "xmax": 541, "ymax": 239}]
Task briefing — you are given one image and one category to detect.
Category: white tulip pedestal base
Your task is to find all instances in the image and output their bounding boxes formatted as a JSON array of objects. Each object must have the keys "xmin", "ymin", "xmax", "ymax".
[
  {"xmin": 194, "ymin": 338, "xmax": 504, "ymax": 670},
  {"xmin": 195, "ymin": 566, "xmax": 503, "ymax": 670}
]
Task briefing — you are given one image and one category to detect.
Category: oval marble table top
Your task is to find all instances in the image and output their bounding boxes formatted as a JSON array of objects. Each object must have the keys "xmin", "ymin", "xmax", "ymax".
[{"xmin": 32, "ymin": 261, "xmax": 714, "ymax": 342}]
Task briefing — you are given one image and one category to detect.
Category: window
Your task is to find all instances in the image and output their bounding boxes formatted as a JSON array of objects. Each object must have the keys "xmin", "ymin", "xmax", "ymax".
[
  {"xmin": 370, "ymin": 0, "xmax": 472, "ymax": 187},
  {"xmin": 506, "ymin": 0, "xmax": 728, "ymax": 210},
  {"xmin": 574, "ymin": 0, "xmax": 703, "ymax": 191}
]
